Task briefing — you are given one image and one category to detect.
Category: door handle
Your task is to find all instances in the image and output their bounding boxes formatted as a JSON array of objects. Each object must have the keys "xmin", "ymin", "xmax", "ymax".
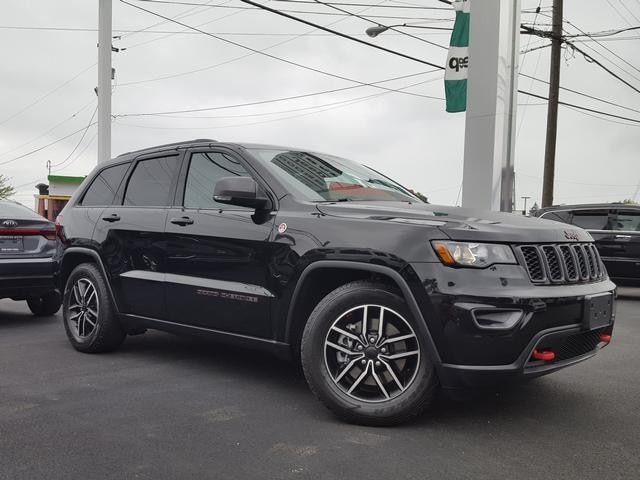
[
  {"xmin": 102, "ymin": 214, "xmax": 121, "ymax": 223},
  {"xmin": 615, "ymin": 235, "xmax": 632, "ymax": 239},
  {"xmin": 170, "ymin": 216, "xmax": 194, "ymax": 226}
]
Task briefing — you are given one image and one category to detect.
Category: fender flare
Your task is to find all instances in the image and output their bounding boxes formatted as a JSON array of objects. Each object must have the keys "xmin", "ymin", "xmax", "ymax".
[
  {"xmin": 284, "ymin": 260, "xmax": 442, "ymax": 368},
  {"xmin": 60, "ymin": 247, "xmax": 121, "ymax": 314}
]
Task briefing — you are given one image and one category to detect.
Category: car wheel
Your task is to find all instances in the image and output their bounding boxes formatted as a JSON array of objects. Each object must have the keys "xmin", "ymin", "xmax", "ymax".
[
  {"xmin": 63, "ymin": 263, "xmax": 125, "ymax": 353},
  {"xmin": 26, "ymin": 291, "xmax": 62, "ymax": 316},
  {"xmin": 301, "ymin": 281, "xmax": 438, "ymax": 426}
]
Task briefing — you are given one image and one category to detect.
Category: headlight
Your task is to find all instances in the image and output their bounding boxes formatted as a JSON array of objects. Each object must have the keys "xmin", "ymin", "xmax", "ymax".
[{"xmin": 431, "ymin": 241, "xmax": 516, "ymax": 268}]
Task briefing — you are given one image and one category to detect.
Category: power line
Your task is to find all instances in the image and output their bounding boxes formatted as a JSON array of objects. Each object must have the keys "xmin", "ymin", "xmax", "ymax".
[
  {"xmin": 120, "ymin": 0, "xmax": 445, "ymax": 99},
  {"xmin": 519, "ymin": 72, "xmax": 640, "ymax": 116},
  {"xmin": 120, "ymin": 0, "xmax": 407, "ymax": 86},
  {"xmin": 271, "ymin": 0, "xmax": 452, "ymax": 10},
  {"xmin": 116, "ymin": 75, "xmax": 442, "ymax": 130},
  {"xmin": 518, "ymin": 89, "xmax": 640, "ymax": 124},
  {"xmin": 0, "ymin": 63, "xmax": 96, "ymax": 126},
  {"xmin": 236, "ymin": 0, "xmax": 445, "ymax": 68},
  {"xmin": 565, "ymin": 40, "xmax": 640, "ymax": 95},
  {"xmin": 124, "ymin": 0, "xmax": 248, "ymax": 50},
  {"xmin": 129, "ymin": 0, "xmax": 448, "ymax": 20},
  {"xmin": 51, "ymin": 105, "xmax": 99, "ymax": 169},
  {"xmin": 0, "ymin": 123, "xmax": 98, "ymax": 168},
  {"xmin": 54, "ymin": 132, "xmax": 99, "ymax": 173},
  {"xmin": 0, "ymin": 25, "xmax": 448, "ymax": 36},
  {"xmin": 561, "ymin": 16, "xmax": 640, "ymax": 77},
  {"xmin": 310, "ymin": 0, "xmax": 448, "ymax": 50},
  {"xmin": 121, "ymin": 0, "xmax": 638, "ymax": 128},
  {"xmin": 116, "ymin": 70, "xmax": 441, "ymax": 117},
  {"xmin": 119, "ymin": 0, "xmax": 221, "ymax": 39},
  {"xmin": 0, "ymin": 99, "xmax": 95, "ymax": 158}
]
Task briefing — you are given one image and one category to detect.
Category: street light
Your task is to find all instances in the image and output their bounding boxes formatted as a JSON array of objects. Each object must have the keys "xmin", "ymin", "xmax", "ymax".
[{"xmin": 365, "ymin": 23, "xmax": 452, "ymax": 38}]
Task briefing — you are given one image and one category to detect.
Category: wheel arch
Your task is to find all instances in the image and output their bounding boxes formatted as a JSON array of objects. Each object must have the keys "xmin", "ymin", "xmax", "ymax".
[
  {"xmin": 284, "ymin": 260, "xmax": 442, "ymax": 368},
  {"xmin": 59, "ymin": 247, "xmax": 120, "ymax": 314}
]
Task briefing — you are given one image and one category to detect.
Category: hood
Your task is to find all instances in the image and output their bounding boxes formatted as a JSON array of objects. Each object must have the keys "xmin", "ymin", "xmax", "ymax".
[{"xmin": 315, "ymin": 202, "xmax": 593, "ymax": 244}]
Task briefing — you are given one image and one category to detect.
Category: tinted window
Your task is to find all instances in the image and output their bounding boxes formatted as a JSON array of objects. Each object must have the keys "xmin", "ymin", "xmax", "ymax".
[
  {"xmin": 571, "ymin": 210, "xmax": 610, "ymax": 230},
  {"xmin": 82, "ymin": 163, "xmax": 129, "ymax": 206},
  {"xmin": 184, "ymin": 152, "xmax": 250, "ymax": 209},
  {"xmin": 0, "ymin": 201, "xmax": 43, "ymax": 219},
  {"xmin": 124, "ymin": 156, "xmax": 179, "ymax": 207},
  {"xmin": 612, "ymin": 210, "xmax": 640, "ymax": 231},
  {"xmin": 540, "ymin": 210, "xmax": 572, "ymax": 224}
]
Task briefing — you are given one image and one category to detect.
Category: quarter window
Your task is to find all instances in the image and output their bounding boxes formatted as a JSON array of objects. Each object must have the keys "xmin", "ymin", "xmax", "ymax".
[
  {"xmin": 124, "ymin": 156, "xmax": 179, "ymax": 207},
  {"xmin": 82, "ymin": 163, "xmax": 129, "ymax": 206},
  {"xmin": 570, "ymin": 210, "xmax": 610, "ymax": 230},
  {"xmin": 540, "ymin": 210, "xmax": 572, "ymax": 224},
  {"xmin": 184, "ymin": 152, "xmax": 250, "ymax": 209}
]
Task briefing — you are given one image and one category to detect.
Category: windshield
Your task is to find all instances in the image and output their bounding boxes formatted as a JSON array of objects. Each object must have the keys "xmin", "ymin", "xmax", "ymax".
[{"xmin": 247, "ymin": 148, "xmax": 421, "ymax": 203}]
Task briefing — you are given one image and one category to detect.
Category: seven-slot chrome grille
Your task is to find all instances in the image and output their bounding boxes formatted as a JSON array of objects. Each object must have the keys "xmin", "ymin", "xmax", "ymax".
[{"xmin": 516, "ymin": 243, "xmax": 605, "ymax": 284}]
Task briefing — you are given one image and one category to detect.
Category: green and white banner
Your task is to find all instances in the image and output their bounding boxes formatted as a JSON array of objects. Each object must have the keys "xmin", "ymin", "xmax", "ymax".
[{"xmin": 445, "ymin": 0, "xmax": 470, "ymax": 113}]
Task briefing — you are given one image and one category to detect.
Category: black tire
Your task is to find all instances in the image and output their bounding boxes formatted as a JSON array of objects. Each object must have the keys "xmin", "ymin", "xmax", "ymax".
[
  {"xmin": 26, "ymin": 291, "xmax": 61, "ymax": 316},
  {"xmin": 301, "ymin": 281, "xmax": 438, "ymax": 426},
  {"xmin": 62, "ymin": 263, "xmax": 126, "ymax": 353}
]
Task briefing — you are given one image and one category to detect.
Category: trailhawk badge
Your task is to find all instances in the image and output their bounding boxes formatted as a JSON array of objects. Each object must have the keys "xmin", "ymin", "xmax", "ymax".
[{"xmin": 564, "ymin": 230, "xmax": 580, "ymax": 241}]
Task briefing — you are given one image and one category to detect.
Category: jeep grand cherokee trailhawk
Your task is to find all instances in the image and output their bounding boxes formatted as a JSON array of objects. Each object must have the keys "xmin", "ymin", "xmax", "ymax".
[{"xmin": 56, "ymin": 140, "xmax": 616, "ymax": 425}]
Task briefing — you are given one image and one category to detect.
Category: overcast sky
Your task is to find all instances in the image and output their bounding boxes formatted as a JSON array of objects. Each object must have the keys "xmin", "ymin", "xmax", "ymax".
[{"xmin": 1, "ymin": 0, "xmax": 639, "ymax": 210}]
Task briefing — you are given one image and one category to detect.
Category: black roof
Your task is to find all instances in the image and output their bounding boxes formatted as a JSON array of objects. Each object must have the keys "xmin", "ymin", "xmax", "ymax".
[
  {"xmin": 114, "ymin": 139, "xmax": 218, "ymax": 160},
  {"xmin": 110, "ymin": 139, "xmax": 318, "ymax": 165}
]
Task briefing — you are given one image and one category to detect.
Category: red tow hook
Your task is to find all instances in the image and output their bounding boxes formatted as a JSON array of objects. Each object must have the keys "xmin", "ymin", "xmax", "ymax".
[
  {"xmin": 532, "ymin": 349, "xmax": 555, "ymax": 361},
  {"xmin": 599, "ymin": 333, "xmax": 612, "ymax": 343}
]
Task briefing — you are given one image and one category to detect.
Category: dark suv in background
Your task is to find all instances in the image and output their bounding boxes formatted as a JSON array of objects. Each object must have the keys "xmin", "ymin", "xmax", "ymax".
[
  {"xmin": 536, "ymin": 204, "xmax": 640, "ymax": 286},
  {"xmin": 57, "ymin": 140, "xmax": 616, "ymax": 425}
]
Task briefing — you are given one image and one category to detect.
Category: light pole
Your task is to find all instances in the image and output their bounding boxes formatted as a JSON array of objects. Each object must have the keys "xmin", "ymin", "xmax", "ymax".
[{"xmin": 521, "ymin": 196, "xmax": 531, "ymax": 215}]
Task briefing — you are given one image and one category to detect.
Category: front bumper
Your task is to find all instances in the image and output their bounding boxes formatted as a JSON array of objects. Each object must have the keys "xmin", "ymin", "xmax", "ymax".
[
  {"xmin": 408, "ymin": 262, "xmax": 616, "ymax": 389},
  {"xmin": 438, "ymin": 323, "xmax": 613, "ymax": 389},
  {"xmin": 0, "ymin": 257, "xmax": 58, "ymax": 300}
]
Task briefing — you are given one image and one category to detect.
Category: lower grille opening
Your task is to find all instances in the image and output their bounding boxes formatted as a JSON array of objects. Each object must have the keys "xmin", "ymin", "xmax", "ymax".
[{"xmin": 529, "ymin": 329, "xmax": 604, "ymax": 365}]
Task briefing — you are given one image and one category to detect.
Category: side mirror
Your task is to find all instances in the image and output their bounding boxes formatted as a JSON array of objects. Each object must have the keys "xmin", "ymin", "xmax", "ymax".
[{"xmin": 213, "ymin": 176, "xmax": 272, "ymax": 210}]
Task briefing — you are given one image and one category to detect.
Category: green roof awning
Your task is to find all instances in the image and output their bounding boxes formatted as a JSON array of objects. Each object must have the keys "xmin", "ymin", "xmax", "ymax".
[{"xmin": 47, "ymin": 175, "xmax": 86, "ymax": 184}]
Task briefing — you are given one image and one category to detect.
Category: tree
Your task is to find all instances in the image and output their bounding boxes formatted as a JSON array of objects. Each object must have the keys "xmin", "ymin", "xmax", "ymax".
[
  {"xmin": 620, "ymin": 199, "xmax": 638, "ymax": 205},
  {"xmin": 0, "ymin": 174, "xmax": 15, "ymax": 199}
]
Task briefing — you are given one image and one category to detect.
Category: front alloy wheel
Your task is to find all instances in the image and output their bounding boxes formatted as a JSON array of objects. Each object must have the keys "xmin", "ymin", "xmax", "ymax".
[
  {"xmin": 301, "ymin": 281, "xmax": 438, "ymax": 426},
  {"xmin": 324, "ymin": 305, "xmax": 420, "ymax": 403}
]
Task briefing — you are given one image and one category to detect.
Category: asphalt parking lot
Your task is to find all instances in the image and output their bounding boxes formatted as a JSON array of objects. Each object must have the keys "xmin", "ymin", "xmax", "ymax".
[{"xmin": 1, "ymin": 290, "xmax": 639, "ymax": 480}]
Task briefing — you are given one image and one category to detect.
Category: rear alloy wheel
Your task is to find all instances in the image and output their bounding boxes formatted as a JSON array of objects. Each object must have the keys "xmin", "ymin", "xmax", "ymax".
[
  {"xmin": 63, "ymin": 263, "xmax": 125, "ymax": 353},
  {"xmin": 26, "ymin": 292, "xmax": 61, "ymax": 316},
  {"xmin": 301, "ymin": 281, "xmax": 438, "ymax": 426}
]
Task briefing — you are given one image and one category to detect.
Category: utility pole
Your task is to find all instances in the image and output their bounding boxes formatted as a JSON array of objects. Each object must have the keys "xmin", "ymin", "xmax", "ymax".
[
  {"xmin": 98, "ymin": 0, "xmax": 112, "ymax": 164},
  {"xmin": 541, "ymin": 0, "xmax": 563, "ymax": 207}
]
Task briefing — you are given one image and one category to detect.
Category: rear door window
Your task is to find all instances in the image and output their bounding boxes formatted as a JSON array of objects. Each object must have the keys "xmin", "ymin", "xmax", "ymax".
[
  {"xmin": 82, "ymin": 163, "xmax": 129, "ymax": 206},
  {"xmin": 570, "ymin": 210, "xmax": 610, "ymax": 230},
  {"xmin": 124, "ymin": 156, "xmax": 180, "ymax": 207},
  {"xmin": 611, "ymin": 210, "xmax": 640, "ymax": 232}
]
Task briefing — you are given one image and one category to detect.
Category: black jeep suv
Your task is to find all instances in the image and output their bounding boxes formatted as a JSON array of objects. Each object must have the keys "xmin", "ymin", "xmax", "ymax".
[{"xmin": 57, "ymin": 139, "xmax": 616, "ymax": 425}]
